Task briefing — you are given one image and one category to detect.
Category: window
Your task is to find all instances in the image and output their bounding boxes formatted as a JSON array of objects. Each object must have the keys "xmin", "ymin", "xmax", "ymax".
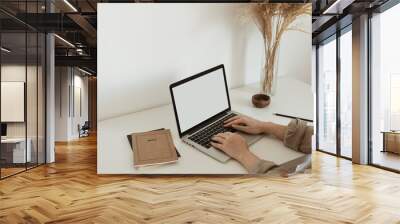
[
  {"xmin": 318, "ymin": 36, "xmax": 337, "ymax": 154},
  {"xmin": 340, "ymin": 29, "xmax": 352, "ymax": 158},
  {"xmin": 390, "ymin": 74, "xmax": 400, "ymax": 131},
  {"xmin": 0, "ymin": 1, "xmax": 47, "ymax": 179},
  {"xmin": 316, "ymin": 26, "xmax": 353, "ymax": 159},
  {"xmin": 370, "ymin": 2, "xmax": 400, "ymax": 171}
]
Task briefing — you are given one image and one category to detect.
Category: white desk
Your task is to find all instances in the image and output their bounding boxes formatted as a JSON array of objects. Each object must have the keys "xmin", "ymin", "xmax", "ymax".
[
  {"xmin": 98, "ymin": 77, "xmax": 313, "ymax": 174},
  {"xmin": 1, "ymin": 138, "xmax": 32, "ymax": 163}
]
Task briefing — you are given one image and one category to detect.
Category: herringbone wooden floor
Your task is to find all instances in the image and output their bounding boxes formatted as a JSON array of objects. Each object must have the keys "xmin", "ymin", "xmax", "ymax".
[{"xmin": 1, "ymin": 135, "xmax": 400, "ymax": 224}]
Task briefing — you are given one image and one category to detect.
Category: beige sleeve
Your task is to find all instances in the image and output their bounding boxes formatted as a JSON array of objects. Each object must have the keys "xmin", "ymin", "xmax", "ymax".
[
  {"xmin": 248, "ymin": 160, "xmax": 277, "ymax": 174},
  {"xmin": 283, "ymin": 119, "xmax": 313, "ymax": 154}
]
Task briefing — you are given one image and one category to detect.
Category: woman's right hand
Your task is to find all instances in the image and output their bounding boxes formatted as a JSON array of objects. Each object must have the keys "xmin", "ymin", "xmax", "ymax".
[{"xmin": 224, "ymin": 115, "xmax": 267, "ymax": 135}]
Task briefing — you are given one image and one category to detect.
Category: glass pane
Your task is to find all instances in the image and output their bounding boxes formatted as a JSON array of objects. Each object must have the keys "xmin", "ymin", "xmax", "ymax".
[
  {"xmin": 1, "ymin": 32, "xmax": 27, "ymax": 177},
  {"xmin": 390, "ymin": 75, "xmax": 400, "ymax": 130},
  {"xmin": 0, "ymin": 1, "xmax": 46, "ymax": 178},
  {"xmin": 38, "ymin": 33, "xmax": 46, "ymax": 165},
  {"xmin": 27, "ymin": 31, "xmax": 38, "ymax": 169},
  {"xmin": 371, "ymin": 4, "xmax": 400, "ymax": 171},
  {"xmin": 340, "ymin": 29, "xmax": 352, "ymax": 158},
  {"xmin": 318, "ymin": 37, "xmax": 337, "ymax": 154}
]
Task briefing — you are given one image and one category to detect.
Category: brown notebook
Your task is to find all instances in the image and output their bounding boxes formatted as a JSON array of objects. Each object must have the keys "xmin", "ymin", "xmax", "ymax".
[
  {"xmin": 127, "ymin": 128, "xmax": 180, "ymax": 157},
  {"xmin": 130, "ymin": 129, "xmax": 178, "ymax": 167}
]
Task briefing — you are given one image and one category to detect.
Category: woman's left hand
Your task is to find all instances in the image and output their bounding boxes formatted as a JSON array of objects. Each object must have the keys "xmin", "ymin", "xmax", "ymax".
[{"xmin": 211, "ymin": 132, "xmax": 250, "ymax": 162}]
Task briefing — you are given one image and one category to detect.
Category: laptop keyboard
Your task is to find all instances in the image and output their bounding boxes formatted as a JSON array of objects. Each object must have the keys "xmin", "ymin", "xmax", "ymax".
[{"xmin": 188, "ymin": 113, "xmax": 237, "ymax": 148}]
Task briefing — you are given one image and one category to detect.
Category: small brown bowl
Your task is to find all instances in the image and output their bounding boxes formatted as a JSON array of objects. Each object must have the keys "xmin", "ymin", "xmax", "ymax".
[{"xmin": 252, "ymin": 94, "xmax": 271, "ymax": 108}]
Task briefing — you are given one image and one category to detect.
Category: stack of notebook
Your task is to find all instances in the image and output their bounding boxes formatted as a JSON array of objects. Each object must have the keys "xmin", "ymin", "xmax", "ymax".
[{"xmin": 127, "ymin": 129, "xmax": 180, "ymax": 167}]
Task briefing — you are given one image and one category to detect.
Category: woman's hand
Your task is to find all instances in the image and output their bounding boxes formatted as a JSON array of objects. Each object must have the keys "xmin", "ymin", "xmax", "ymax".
[
  {"xmin": 211, "ymin": 132, "xmax": 262, "ymax": 172},
  {"xmin": 224, "ymin": 115, "xmax": 267, "ymax": 134},
  {"xmin": 211, "ymin": 132, "xmax": 250, "ymax": 161}
]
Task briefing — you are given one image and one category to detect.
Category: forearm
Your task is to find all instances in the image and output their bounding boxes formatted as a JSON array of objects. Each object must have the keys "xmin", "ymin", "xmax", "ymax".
[
  {"xmin": 261, "ymin": 122, "xmax": 287, "ymax": 141},
  {"xmin": 237, "ymin": 150, "xmax": 261, "ymax": 172},
  {"xmin": 237, "ymin": 150, "xmax": 275, "ymax": 174}
]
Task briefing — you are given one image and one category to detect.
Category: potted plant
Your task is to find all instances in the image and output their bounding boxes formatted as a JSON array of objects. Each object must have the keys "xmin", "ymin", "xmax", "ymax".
[{"xmin": 248, "ymin": 3, "xmax": 311, "ymax": 108}]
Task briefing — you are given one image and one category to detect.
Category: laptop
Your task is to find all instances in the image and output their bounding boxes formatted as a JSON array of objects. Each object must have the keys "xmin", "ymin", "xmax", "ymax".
[{"xmin": 170, "ymin": 64, "xmax": 262, "ymax": 162}]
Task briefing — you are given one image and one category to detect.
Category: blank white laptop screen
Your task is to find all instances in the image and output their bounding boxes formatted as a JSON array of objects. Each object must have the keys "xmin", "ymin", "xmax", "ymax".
[{"xmin": 172, "ymin": 68, "xmax": 229, "ymax": 133}]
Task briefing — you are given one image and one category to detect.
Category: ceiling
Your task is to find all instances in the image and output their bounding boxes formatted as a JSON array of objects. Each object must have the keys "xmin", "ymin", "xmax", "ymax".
[
  {"xmin": 312, "ymin": 0, "xmax": 391, "ymax": 44},
  {"xmin": 2, "ymin": 0, "xmax": 396, "ymax": 73},
  {"xmin": 0, "ymin": 0, "xmax": 100, "ymax": 74}
]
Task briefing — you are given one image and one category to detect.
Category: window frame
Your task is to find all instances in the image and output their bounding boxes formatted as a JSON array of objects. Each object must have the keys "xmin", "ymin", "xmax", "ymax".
[
  {"xmin": 367, "ymin": 0, "xmax": 400, "ymax": 173},
  {"xmin": 315, "ymin": 24, "xmax": 353, "ymax": 161},
  {"xmin": 0, "ymin": 1, "xmax": 48, "ymax": 180}
]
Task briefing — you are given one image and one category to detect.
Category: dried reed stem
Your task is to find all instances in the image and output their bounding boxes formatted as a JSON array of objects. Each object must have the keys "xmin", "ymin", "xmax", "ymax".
[{"xmin": 249, "ymin": 3, "xmax": 311, "ymax": 94}]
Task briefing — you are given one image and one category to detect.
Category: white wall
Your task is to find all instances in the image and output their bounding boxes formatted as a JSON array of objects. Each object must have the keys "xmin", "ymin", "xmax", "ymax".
[
  {"xmin": 279, "ymin": 16, "xmax": 312, "ymax": 84},
  {"xmin": 55, "ymin": 67, "xmax": 89, "ymax": 141},
  {"xmin": 98, "ymin": 3, "xmax": 311, "ymax": 121},
  {"xmin": 72, "ymin": 74, "xmax": 89, "ymax": 138},
  {"xmin": 55, "ymin": 67, "xmax": 70, "ymax": 141}
]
